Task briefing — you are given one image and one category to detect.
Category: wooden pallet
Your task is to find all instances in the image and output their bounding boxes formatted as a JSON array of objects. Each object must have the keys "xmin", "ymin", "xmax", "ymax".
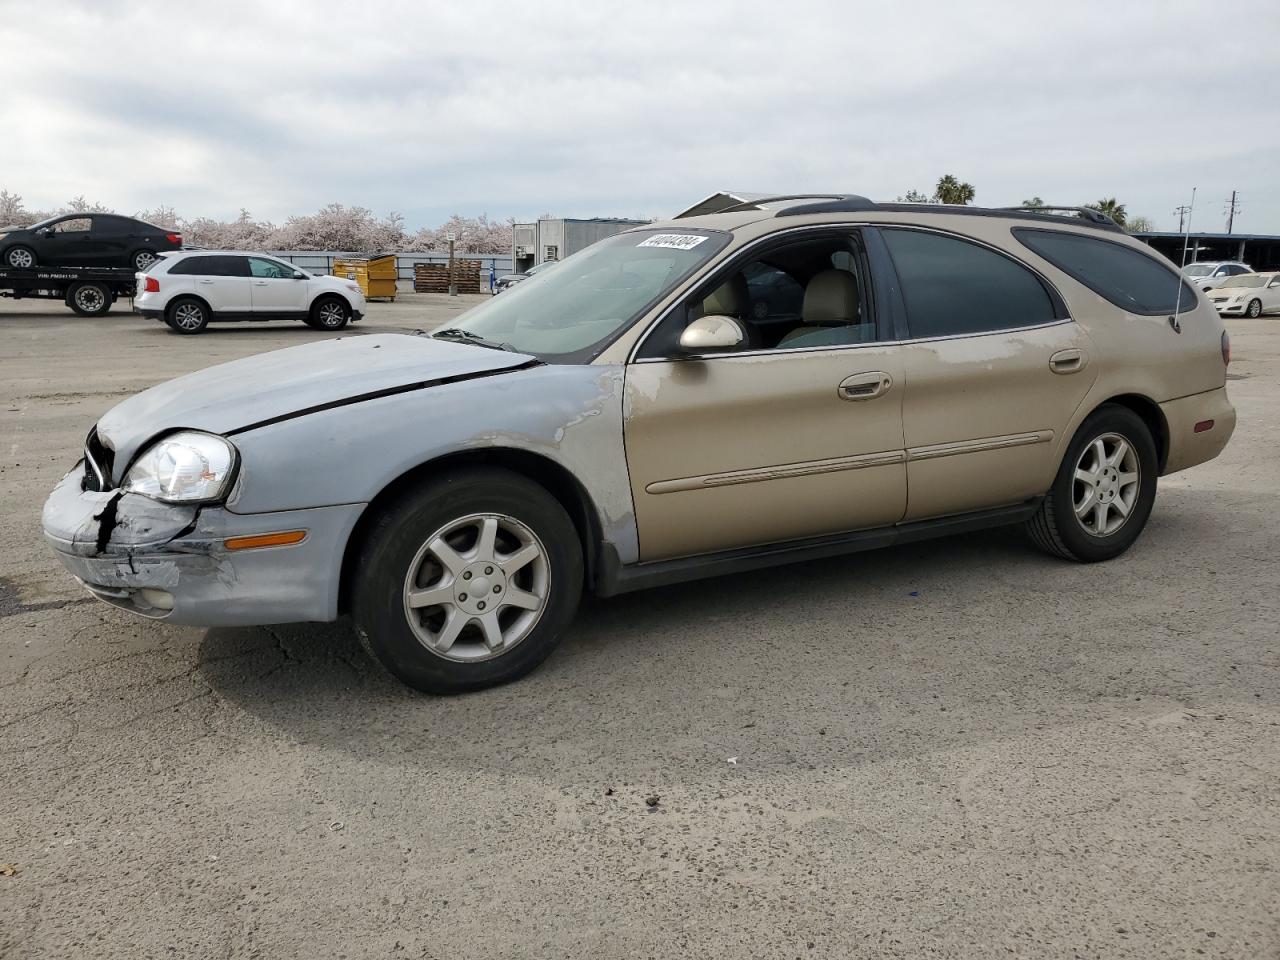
[{"xmin": 413, "ymin": 260, "xmax": 483, "ymax": 294}]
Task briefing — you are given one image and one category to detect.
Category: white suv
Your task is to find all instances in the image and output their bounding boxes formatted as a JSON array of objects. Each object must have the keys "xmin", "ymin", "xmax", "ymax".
[{"xmin": 136, "ymin": 251, "xmax": 366, "ymax": 334}]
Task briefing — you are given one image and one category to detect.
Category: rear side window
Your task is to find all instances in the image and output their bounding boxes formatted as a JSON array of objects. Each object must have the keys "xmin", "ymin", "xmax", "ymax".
[
  {"xmin": 168, "ymin": 255, "xmax": 248, "ymax": 277},
  {"xmin": 881, "ymin": 228, "xmax": 1059, "ymax": 338},
  {"xmin": 1013, "ymin": 228, "xmax": 1200, "ymax": 315}
]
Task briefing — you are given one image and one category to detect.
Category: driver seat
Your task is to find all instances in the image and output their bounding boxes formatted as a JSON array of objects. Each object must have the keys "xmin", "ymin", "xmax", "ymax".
[{"xmin": 778, "ymin": 270, "xmax": 871, "ymax": 348}]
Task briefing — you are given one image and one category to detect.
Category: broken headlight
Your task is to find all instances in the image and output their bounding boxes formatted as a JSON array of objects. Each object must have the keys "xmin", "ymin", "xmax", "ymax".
[{"xmin": 123, "ymin": 431, "xmax": 237, "ymax": 503}]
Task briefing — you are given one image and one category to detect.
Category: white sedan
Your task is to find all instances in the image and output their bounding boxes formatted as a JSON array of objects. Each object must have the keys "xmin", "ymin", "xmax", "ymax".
[{"xmin": 1207, "ymin": 272, "xmax": 1280, "ymax": 318}]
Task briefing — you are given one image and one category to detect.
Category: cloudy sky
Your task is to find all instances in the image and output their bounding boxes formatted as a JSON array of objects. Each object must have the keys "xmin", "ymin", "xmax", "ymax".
[{"xmin": 2, "ymin": 0, "xmax": 1277, "ymax": 232}]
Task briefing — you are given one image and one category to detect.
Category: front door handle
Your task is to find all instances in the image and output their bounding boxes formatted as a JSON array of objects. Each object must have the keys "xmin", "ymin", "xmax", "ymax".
[
  {"xmin": 253, "ymin": 280, "xmax": 268, "ymax": 286},
  {"xmin": 197, "ymin": 279, "xmax": 214, "ymax": 284},
  {"xmin": 838, "ymin": 371, "xmax": 893, "ymax": 401},
  {"xmin": 1049, "ymin": 349, "xmax": 1087, "ymax": 374}
]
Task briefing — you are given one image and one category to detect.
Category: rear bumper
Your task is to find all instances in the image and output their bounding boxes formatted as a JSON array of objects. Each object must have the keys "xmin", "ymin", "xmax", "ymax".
[
  {"xmin": 137, "ymin": 308, "xmax": 163, "ymax": 319},
  {"xmin": 1159, "ymin": 386, "xmax": 1235, "ymax": 475},
  {"xmin": 41, "ymin": 465, "xmax": 365, "ymax": 626}
]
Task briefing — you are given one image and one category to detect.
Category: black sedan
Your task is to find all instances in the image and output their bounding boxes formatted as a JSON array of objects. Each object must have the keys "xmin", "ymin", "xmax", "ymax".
[{"xmin": 0, "ymin": 214, "xmax": 182, "ymax": 271}]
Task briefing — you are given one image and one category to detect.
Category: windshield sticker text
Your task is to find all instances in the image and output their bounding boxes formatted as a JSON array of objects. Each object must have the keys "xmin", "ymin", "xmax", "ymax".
[{"xmin": 637, "ymin": 234, "xmax": 708, "ymax": 251}]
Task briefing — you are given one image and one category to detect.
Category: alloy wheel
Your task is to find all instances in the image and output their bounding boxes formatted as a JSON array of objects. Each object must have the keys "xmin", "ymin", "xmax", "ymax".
[
  {"xmin": 7, "ymin": 248, "xmax": 34, "ymax": 269},
  {"xmin": 402, "ymin": 513, "xmax": 550, "ymax": 662},
  {"xmin": 318, "ymin": 301, "xmax": 346, "ymax": 326},
  {"xmin": 1073, "ymin": 432, "xmax": 1140, "ymax": 537},
  {"xmin": 134, "ymin": 251, "xmax": 158, "ymax": 270},
  {"xmin": 173, "ymin": 303, "xmax": 204, "ymax": 331},
  {"xmin": 1247, "ymin": 299, "xmax": 1262, "ymax": 318}
]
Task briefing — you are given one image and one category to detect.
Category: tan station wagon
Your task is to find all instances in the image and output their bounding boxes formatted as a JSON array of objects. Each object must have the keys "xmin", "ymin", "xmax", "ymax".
[{"xmin": 43, "ymin": 196, "xmax": 1236, "ymax": 693}]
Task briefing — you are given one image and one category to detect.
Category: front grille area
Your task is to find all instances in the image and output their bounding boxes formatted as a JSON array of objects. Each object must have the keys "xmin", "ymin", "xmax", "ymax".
[{"xmin": 83, "ymin": 428, "xmax": 115, "ymax": 492}]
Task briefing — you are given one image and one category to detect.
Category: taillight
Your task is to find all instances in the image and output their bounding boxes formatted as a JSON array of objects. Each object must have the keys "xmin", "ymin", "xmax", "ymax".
[
  {"xmin": 144, "ymin": 277, "xmax": 160, "ymax": 293},
  {"xmin": 166, "ymin": 233, "xmax": 182, "ymax": 245},
  {"xmin": 1221, "ymin": 330, "xmax": 1231, "ymax": 366}
]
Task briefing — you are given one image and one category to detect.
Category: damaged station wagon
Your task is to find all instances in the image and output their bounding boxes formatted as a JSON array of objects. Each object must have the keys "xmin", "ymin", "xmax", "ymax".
[{"xmin": 43, "ymin": 196, "xmax": 1236, "ymax": 693}]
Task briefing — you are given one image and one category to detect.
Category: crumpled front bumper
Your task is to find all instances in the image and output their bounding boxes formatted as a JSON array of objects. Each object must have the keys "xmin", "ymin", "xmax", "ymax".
[{"xmin": 41, "ymin": 464, "xmax": 365, "ymax": 626}]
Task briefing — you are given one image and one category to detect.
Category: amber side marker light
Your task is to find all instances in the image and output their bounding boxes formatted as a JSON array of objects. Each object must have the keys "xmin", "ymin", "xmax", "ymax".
[
  {"xmin": 1194, "ymin": 420, "xmax": 1215, "ymax": 434},
  {"xmin": 224, "ymin": 530, "xmax": 307, "ymax": 551}
]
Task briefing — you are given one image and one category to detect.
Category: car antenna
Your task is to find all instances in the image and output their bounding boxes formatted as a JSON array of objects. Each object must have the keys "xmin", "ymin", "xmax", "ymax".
[{"xmin": 1169, "ymin": 187, "xmax": 1196, "ymax": 334}]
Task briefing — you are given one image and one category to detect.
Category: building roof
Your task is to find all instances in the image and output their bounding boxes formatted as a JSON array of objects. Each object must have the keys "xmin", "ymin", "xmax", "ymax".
[
  {"xmin": 674, "ymin": 191, "xmax": 774, "ymax": 219},
  {"xmin": 1134, "ymin": 231, "xmax": 1280, "ymax": 242}
]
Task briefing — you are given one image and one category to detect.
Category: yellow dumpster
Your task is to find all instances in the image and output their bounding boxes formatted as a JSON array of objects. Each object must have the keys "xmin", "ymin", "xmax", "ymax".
[{"xmin": 331, "ymin": 254, "xmax": 398, "ymax": 301}]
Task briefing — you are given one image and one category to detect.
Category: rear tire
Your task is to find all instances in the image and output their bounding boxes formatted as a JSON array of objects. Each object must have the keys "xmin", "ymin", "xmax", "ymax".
[
  {"xmin": 1246, "ymin": 298, "xmax": 1262, "ymax": 319},
  {"xmin": 1026, "ymin": 404, "xmax": 1158, "ymax": 562},
  {"xmin": 352, "ymin": 468, "xmax": 583, "ymax": 694},
  {"xmin": 5, "ymin": 245, "xmax": 36, "ymax": 269},
  {"xmin": 306, "ymin": 295, "xmax": 351, "ymax": 331},
  {"xmin": 68, "ymin": 281, "xmax": 111, "ymax": 317},
  {"xmin": 165, "ymin": 297, "xmax": 209, "ymax": 335},
  {"xmin": 131, "ymin": 249, "xmax": 159, "ymax": 272}
]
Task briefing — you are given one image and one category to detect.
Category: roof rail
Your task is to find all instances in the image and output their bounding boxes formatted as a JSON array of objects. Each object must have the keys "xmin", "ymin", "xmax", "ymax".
[
  {"xmin": 997, "ymin": 205, "xmax": 1119, "ymax": 227},
  {"xmin": 716, "ymin": 194, "xmax": 873, "ymax": 214},
  {"xmin": 774, "ymin": 195, "xmax": 877, "ymax": 216}
]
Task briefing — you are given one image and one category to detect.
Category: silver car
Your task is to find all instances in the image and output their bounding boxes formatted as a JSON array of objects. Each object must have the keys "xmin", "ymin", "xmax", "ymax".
[{"xmin": 42, "ymin": 197, "xmax": 1235, "ymax": 693}]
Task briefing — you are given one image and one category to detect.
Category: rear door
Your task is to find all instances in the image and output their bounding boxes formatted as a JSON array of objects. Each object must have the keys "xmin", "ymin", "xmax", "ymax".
[
  {"xmin": 247, "ymin": 256, "xmax": 309, "ymax": 314},
  {"xmin": 90, "ymin": 216, "xmax": 131, "ymax": 266},
  {"xmin": 869, "ymin": 226, "xmax": 1097, "ymax": 521},
  {"xmin": 192, "ymin": 255, "xmax": 253, "ymax": 314}
]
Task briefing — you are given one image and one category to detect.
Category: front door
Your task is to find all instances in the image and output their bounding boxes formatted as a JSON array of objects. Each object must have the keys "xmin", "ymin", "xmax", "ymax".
[
  {"xmin": 870, "ymin": 226, "xmax": 1098, "ymax": 521},
  {"xmin": 247, "ymin": 256, "xmax": 309, "ymax": 314},
  {"xmin": 39, "ymin": 216, "xmax": 97, "ymax": 266},
  {"xmin": 624, "ymin": 229, "xmax": 907, "ymax": 562}
]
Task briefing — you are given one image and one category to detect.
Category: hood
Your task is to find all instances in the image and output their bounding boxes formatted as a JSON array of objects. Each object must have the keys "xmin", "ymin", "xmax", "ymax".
[
  {"xmin": 95, "ymin": 334, "xmax": 536, "ymax": 475},
  {"xmin": 0, "ymin": 224, "xmax": 27, "ymax": 233}
]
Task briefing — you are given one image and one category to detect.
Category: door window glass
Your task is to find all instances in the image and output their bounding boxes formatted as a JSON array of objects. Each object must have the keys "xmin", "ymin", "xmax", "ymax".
[
  {"xmin": 1013, "ymin": 228, "xmax": 1200, "ymax": 315},
  {"xmin": 248, "ymin": 257, "xmax": 296, "ymax": 279},
  {"xmin": 641, "ymin": 232, "xmax": 877, "ymax": 356},
  {"xmin": 882, "ymin": 228, "xmax": 1058, "ymax": 338},
  {"xmin": 51, "ymin": 217, "xmax": 92, "ymax": 233}
]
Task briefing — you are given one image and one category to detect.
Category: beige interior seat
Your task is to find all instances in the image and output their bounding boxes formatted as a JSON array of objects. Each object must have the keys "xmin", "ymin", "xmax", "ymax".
[
  {"xmin": 695, "ymin": 273, "xmax": 757, "ymax": 348},
  {"xmin": 700, "ymin": 274, "xmax": 749, "ymax": 319},
  {"xmin": 779, "ymin": 269, "xmax": 873, "ymax": 348}
]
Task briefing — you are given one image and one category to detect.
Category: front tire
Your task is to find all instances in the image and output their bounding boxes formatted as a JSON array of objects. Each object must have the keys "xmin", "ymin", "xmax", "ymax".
[
  {"xmin": 68, "ymin": 281, "xmax": 111, "ymax": 316},
  {"xmin": 5, "ymin": 245, "xmax": 36, "ymax": 269},
  {"xmin": 352, "ymin": 468, "xmax": 583, "ymax": 694},
  {"xmin": 306, "ymin": 295, "xmax": 351, "ymax": 330},
  {"xmin": 165, "ymin": 297, "xmax": 210, "ymax": 334},
  {"xmin": 1026, "ymin": 404, "xmax": 1158, "ymax": 562},
  {"xmin": 1246, "ymin": 298, "xmax": 1262, "ymax": 319}
]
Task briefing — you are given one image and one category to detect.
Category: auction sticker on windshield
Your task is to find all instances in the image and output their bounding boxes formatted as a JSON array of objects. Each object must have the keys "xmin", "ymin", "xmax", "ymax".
[{"xmin": 637, "ymin": 234, "xmax": 708, "ymax": 250}]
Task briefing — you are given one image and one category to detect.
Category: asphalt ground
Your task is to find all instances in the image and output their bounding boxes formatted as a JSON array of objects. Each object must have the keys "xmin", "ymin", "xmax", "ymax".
[{"xmin": 1, "ymin": 293, "xmax": 1277, "ymax": 959}]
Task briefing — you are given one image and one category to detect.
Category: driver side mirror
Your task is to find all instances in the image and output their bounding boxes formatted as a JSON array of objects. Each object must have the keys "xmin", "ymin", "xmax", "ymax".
[
  {"xmin": 292, "ymin": 271, "xmax": 305, "ymax": 280},
  {"xmin": 40, "ymin": 227, "xmax": 55, "ymax": 237},
  {"xmin": 679, "ymin": 315, "xmax": 746, "ymax": 354}
]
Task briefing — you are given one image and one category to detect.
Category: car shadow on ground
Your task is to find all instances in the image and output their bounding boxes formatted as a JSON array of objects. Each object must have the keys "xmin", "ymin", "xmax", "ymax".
[{"xmin": 195, "ymin": 512, "xmax": 1239, "ymax": 780}]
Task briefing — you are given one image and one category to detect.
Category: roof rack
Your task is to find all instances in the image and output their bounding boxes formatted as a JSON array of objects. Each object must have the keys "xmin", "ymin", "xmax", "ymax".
[
  {"xmin": 717, "ymin": 194, "xmax": 874, "ymax": 214},
  {"xmin": 692, "ymin": 194, "xmax": 1125, "ymax": 233},
  {"xmin": 996, "ymin": 205, "xmax": 1119, "ymax": 227}
]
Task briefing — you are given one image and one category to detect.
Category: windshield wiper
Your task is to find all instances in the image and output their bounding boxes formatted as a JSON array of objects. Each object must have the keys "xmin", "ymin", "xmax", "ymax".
[{"xmin": 432, "ymin": 327, "xmax": 516, "ymax": 352}]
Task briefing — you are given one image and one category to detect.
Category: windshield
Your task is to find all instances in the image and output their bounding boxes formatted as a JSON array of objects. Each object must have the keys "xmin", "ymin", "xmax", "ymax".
[
  {"xmin": 443, "ymin": 229, "xmax": 729, "ymax": 360},
  {"xmin": 1183, "ymin": 264, "xmax": 1214, "ymax": 277},
  {"xmin": 1219, "ymin": 274, "xmax": 1263, "ymax": 288}
]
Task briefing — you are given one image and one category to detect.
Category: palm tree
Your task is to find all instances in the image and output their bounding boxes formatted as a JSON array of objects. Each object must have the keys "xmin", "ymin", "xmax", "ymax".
[
  {"xmin": 935, "ymin": 175, "xmax": 976, "ymax": 205},
  {"xmin": 1086, "ymin": 198, "xmax": 1128, "ymax": 229}
]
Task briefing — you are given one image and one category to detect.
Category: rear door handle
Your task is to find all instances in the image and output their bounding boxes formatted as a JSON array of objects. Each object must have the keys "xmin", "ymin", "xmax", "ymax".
[
  {"xmin": 197, "ymin": 279, "xmax": 214, "ymax": 284},
  {"xmin": 1049, "ymin": 349, "xmax": 1086, "ymax": 374},
  {"xmin": 838, "ymin": 371, "xmax": 893, "ymax": 401},
  {"xmin": 253, "ymin": 280, "xmax": 268, "ymax": 286}
]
